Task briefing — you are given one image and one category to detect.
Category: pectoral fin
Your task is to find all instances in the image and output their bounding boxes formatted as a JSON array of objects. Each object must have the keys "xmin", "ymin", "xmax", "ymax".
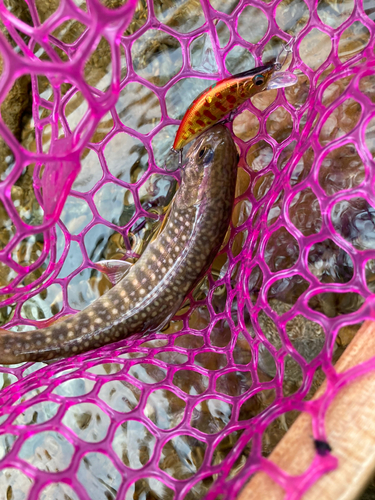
[{"xmin": 95, "ymin": 259, "xmax": 134, "ymax": 285}]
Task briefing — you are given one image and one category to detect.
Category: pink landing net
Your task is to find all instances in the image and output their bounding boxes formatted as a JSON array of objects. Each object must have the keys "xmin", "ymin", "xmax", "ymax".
[{"xmin": 0, "ymin": 0, "xmax": 374, "ymax": 498}]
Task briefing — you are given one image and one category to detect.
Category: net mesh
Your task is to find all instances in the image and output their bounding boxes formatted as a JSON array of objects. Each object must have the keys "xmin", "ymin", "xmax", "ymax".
[{"xmin": 0, "ymin": 0, "xmax": 374, "ymax": 498}]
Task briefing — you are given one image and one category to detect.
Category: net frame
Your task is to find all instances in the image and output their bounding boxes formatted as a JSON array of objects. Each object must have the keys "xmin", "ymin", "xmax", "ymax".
[{"xmin": 0, "ymin": 0, "xmax": 373, "ymax": 499}]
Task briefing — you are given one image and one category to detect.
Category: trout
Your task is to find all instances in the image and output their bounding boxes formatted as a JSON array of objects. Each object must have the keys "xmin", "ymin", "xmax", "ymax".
[{"xmin": 0, "ymin": 125, "xmax": 238, "ymax": 363}]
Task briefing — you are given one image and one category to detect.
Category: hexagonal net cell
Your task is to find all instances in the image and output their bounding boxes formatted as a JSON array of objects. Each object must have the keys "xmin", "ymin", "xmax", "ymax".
[{"xmin": 0, "ymin": 0, "xmax": 374, "ymax": 499}]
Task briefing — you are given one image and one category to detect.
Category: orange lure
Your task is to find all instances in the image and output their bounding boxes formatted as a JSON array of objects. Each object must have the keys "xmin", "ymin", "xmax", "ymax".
[{"xmin": 173, "ymin": 62, "xmax": 278, "ymax": 152}]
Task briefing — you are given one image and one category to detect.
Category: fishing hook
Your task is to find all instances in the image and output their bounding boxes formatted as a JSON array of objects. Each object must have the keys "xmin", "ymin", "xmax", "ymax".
[{"xmin": 274, "ymin": 37, "xmax": 295, "ymax": 71}]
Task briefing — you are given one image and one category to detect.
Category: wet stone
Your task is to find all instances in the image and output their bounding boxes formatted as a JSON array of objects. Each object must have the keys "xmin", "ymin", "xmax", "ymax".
[
  {"xmin": 0, "ymin": 434, "xmax": 17, "ymax": 460},
  {"xmin": 257, "ymin": 344, "xmax": 277, "ymax": 378},
  {"xmin": 159, "ymin": 435, "xmax": 207, "ymax": 479},
  {"xmin": 237, "ymin": 5, "xmax": 268, "ymax": 43},
  {"xmin": 215, "ymin": 370, "xmax": 252, "ymax": 396},
  {"xmin": 86, "ymin": 363, "xmax": 123, "ymax": 375},
  {"xmin": 53, "ymin": 377, "xmax": 96, "ymax": 397},
  {"xmin": 308, "ymin": 292, "xmax": 365, "ymax": 318},
  {"xmin": 194, "ymin": 351, "xmax": 227, "ymax": 370},
  {"xmin": 112, "ymin": 420, "xmax": 155, "ymax": 469},
  {"xmin": 116, "ymin": 83, "xmax": 161, "ymax": 134},
  {"xmin": 317, "ymin": 0, "xmax": 353, "ymax": 28},
  {"xmin": 225, "ymin": 45, "xmax": 255, "ymax": 75},
  {"xmin": 77, "ymin": 452, "xmax": 121, "ymax": 499},
  {"xmin": 299, "ymin": 28, "xmax": 332, "ymax": 70},
  {"xmin": 128, "ymin": 363, "xmax": 167, "ymax": 384},
  {"xmin": 276, "ymin": 0, "xmax": 309, "ymax": 35},
  {"xmin": 0, "ymin": 468, "xmax": 33, "ymax": 499},
  {"xmin": 144, "ymin": 389, "xmax": 186, "ymax": 429},
  {"xmin": 98, "ymin": 380, "xmax": 141, "ymax": 412},
  {"xmin": 289, "ymin": 188, "xmax": 322, "ymax": 236},
  {"xmin": 190, "ymin": 33, "xmax": 218, "ymax": 73},
  {"xmin": 184, "ymin": 476, "xmax": 215, "ymax": 500},
  {"xmin": 268, "ymin": 277, "xmax": 309, "ymax": 310},
  {"xmin": 190, "ymin": 399, "xmax": 232, "ymax": 434},
  {"xmin": 216, "ymin": 20, "xmax": 230, "ymax": 48},
  {"xmin": 12, "ymin": 401, "xmax": 60, "ymax": 425},
  {"xmin": 93, "ymin": 182, "xmax": 135, "ymax": 227},
  {"xmin": 319, "ymin": 143, "xmax": 364, "ymax": 195},
  {"xmin": 18, "ymin": 431, "xmax": 74, "ymax": 472},
  {"xmin": 308, "ymin": 239, "xmax": 353, "ymax": 284},
  {"xmin": 175, "ymin": 333, "xmax": 204, "ymax": 349},
  {"xmin": 233, "ymin": 332, "xmax": 252, "ymax": 365},
  {"xmin": 131, "ymin": 29, "xmax": 182, "ymax": 86},
  {"xmin": 211, "ymin": 429, "xmax": 245, "ymax": 466},
  {"xmin": 104, "ymin": 132, "xmax": 149, "ymax": 182},
  {"xmin": 319, "ymin": 98, "xmax": 362, "ymax": 145},
  {"xmin": 154, "ymin": 351, "xmax": 188, "ymax": 364},
  {"xmin": 173, "ymin": 369, "xmax": 209, "ymax": 395},
  {"xmin": 126, "ymin": 478, "xmax": 174, "ymax": 500},
  {"xmin": 62, "ymin": 403, "xmax": 110, "ymax": 442},
  {"xmin": 39, "ymin": 483, "xmax": 80, "ymax": 500},
  {"xmin": 266, "ymin": 107, "xmax": 293, "ymax": 143},
  {"xmin": 238, "ymin": 390, "xmax": 275, "ymax": 421},
  {"xmin": 331, "ymin": 197, "xmax": 375, "ymax": 251},
  {"xmin": 264, "ymin": 227, "xmax": 299, "ymax": 272},
  {"xmin": 154, "ymin": 0, "xmax": 205, "ymax": 33},
  {"xmin": 210, "ymin": 319, "xmax": 232, "ymax": 348}
]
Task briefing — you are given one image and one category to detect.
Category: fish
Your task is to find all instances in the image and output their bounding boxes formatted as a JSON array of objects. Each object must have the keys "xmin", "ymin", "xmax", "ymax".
[
  {"xmin": 172, "ymin": 62, "xmax": 298, "ymax": 153},
  {"xmin": 0, "ymin": 124, "xmax": 238, "ymax": 364}
]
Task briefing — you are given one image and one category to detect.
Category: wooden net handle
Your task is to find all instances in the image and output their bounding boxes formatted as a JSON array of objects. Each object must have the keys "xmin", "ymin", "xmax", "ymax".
[{"xmin": 238, "ymin": 320, "xmax": 375, "ymax": 500}]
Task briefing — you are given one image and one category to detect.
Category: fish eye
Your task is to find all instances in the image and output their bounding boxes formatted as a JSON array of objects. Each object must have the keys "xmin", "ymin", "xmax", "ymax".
[
  {"xmin": 203, "ymin": 147, "xmax": 214, "ymax": 164},
  {"xmin": 198, "ymin": 147, "xmax": 207, "ymax": 158},
  {"xmin": 198, "ymin": 145, "xmax": 214, "ymax": 164},
  {"xmin": 254, "ymin": 74, "xmax": 265, "ymax": 86}
]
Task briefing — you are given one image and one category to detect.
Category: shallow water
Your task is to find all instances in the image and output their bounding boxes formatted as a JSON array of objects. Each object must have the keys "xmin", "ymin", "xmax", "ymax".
[{"xmin": 0, "ymin": 0, "xmax": 374, "ymax": 499}]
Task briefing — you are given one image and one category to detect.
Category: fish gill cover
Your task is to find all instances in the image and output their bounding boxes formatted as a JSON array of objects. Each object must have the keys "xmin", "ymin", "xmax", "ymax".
[{"xmin": 0, "ymin": 0, "xmax": 373, "ymax": 499}]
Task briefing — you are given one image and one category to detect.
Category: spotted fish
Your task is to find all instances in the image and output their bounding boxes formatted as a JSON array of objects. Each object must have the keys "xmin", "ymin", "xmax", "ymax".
[{"xmin": 0, "ymin": 125, "xmax": 238, "ymax": 363}]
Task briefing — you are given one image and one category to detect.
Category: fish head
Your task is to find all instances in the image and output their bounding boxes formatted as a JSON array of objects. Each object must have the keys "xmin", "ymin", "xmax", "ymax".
[{"xmin": 177, "ymin": 124, "xmax": 238, "ymax": 209}]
